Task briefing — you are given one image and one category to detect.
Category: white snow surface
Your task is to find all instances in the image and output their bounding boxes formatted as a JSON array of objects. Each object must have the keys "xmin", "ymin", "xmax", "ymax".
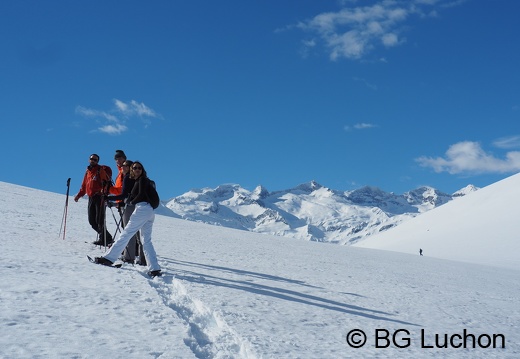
[
  {"xmin": 355, "ymin": 172, "xmax": 520, "ymax": 270},
  {"xmin": 1, "ymin": 180, "xmax": 519, "ymax": 358}
]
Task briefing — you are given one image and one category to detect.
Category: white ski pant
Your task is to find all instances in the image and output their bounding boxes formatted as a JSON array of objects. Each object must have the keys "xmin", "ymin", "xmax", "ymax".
[{"xmin": 104, "ymin": 202, "xmax": 160, "ymax": 271}]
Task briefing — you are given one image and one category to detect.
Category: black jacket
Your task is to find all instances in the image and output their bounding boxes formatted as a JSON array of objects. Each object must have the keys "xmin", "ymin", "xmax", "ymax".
[
  {"xmin": 129, "ymin": 176, "xmax": 151, "ymax": 205},
  {"xmin": 107, "ymin": 174, "xmax": 136, "ymax": 202}
]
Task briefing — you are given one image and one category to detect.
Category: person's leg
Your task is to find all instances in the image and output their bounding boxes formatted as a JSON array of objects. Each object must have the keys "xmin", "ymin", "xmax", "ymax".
[
  {"xmin": 121, "ymin": 205, "xmax": 137, "ymax": 261},
  {"xmin": 103, "ymin": 205, "xmax": 147, "ymax": 263},
  {"xmin": 90, "ymin": 195, "xmax": 112, "ymax": 244},
  {"xmin": 87, "ymin": 196, "xmax": 99, "ymax": 232},
  {"xmin": 139, "ymin": 207, "xmax": 160, "ymax": 271},
  {"xmin": 136, "ymin": 231, "xmax": 147, "ymax": 266}
]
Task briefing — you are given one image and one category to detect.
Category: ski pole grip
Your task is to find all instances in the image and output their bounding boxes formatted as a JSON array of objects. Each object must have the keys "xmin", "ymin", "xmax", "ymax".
[{"xmin": 66, "ymin": 178, "xmax": 71, "ymax": 187}]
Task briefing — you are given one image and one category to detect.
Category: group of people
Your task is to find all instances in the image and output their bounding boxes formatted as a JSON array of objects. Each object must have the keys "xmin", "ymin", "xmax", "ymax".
[{"xmin": 74, "ymin": 150, "xmax": 162, "ymax": 277}]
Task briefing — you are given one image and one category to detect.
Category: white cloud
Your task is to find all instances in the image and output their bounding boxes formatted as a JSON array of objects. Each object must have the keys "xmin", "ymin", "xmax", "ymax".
[
  {"xmin": 354, "ymin": 123, "xmax": 377, "ymax": 129},
  {"xmin": 75, "ymin": 106, "xmax": 118, "ymax": 122},
  {"xmin": 113, "ymin": 99, "xmax": 129, "ymax": 114},
  {"xmin": 293, "ymin": 0, "xmax": 464, "ymax": 60},
  {"xmin": 440, "ymin": 0, "xmax": 469, "ymax": 9},
  {"xmin": 344, "ymin": 123, "xmax": 377, "ymax": 131},
  {"xmin": 98, "ymin": 123, "xmax": 128, "ymax": 135},
  {"xmin": 381, "ymin": 33, "xmax": 400, "ymax": 47},
  {"xmin": 416, "ymin": 141, "xmax": 520, "ymax": 174},
  {"xmin": 493, "ymin": 135, "xmax": 520, "ymax": 150},
  {"xmin": 300, "ymin": 39, "xmax": 317, "ymax": 58},
  {"xmin": 75, "ymin": 99, "xmax": 160, "ymax": 135},
  {"xmin": 114, "ymin": 99, "xmax": 158, "ymax": 118}
]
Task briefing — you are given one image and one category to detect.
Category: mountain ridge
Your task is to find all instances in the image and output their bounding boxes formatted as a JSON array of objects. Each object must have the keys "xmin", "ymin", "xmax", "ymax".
[{"xmin": 164, "ymin": 180, "xmax": 478, "ymax": 244}]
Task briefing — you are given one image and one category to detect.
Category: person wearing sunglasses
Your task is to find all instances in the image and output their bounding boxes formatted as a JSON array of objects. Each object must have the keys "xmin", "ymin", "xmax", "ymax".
[
  {"xmin": 93, "ymin": 161, "xmax": 161, "ymax": 277},
  {"xmin": 106, "ymin": 160, "xmax": 146, "ymax": 266},
  {"xmin": 74, "ymin": 154, "xmax": 114, "ymax": 246}
]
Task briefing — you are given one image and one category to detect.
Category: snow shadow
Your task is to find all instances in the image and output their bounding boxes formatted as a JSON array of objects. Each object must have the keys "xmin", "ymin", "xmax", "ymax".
[
  {"xmin": 163, "ymin": 258, "xmax": 419, "ymax": 327},
  {"xmin": 171, "ymin": 258, "xmax": 321, "ymax": 289}
]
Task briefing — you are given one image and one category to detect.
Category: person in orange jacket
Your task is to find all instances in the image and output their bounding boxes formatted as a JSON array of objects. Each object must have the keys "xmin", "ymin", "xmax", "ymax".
[
  {"xmin": 110, "ymin": 150, "xmax": 126, "ymax": 199},
  {"xmin": 74, "ymin": 153, "xmax": 114, "ymax": 246}
]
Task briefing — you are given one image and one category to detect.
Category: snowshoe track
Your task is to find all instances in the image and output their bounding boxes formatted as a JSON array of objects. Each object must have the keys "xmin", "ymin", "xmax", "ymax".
[{"xmin": 148, "ymin": 275, "xmax": 256, "ymax": 359}]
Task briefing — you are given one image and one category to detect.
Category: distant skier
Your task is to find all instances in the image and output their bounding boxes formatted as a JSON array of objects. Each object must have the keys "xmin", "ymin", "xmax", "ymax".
[{"xmin": 419, "ymin": 248, "xmax": 423, "ymax": 256}]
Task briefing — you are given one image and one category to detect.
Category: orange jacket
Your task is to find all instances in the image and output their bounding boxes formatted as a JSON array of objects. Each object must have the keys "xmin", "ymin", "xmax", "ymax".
[
  {"xmin": 76, "ymin": 164, "xmax": 112, "ymax": 198},
  {"xmin": 109, "ymin": 166, "xmax": 124, "ymax": 196}
]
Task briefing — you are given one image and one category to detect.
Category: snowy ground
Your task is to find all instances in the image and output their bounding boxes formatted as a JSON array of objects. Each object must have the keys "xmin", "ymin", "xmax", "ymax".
[
  {"xmin": 356, "ymin": 173, "xmax": 520, "ymax": 270},
  {"xmin": 1, "ymin": 181, "xmax": 519, "ymax": 358}
]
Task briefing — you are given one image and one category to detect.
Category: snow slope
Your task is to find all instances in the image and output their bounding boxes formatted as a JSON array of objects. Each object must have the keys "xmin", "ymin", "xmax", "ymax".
[
  {"xmin": 355, "ymin": 172, "xmax": 520, "ymax": 270},
  {"xmin": 1, "ymin": 181, "xmax": 519, "ymax": 358}
]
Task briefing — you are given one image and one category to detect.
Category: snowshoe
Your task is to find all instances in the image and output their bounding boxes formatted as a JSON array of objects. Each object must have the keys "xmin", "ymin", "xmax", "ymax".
[{"xmin": 147, "ymin": 270, "xmax": 162, "ymax": 278}]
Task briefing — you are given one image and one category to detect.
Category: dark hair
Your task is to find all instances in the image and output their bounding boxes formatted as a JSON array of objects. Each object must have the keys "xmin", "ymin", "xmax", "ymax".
[
  {"xmin": 131, "ymin": 161, "xmax": 147, "ymax": 178},
  {"xmin": 90, "ymin": 153, "xmax": 100, "ymax": 161},
  {"xmin": 114, "ymin": 150, "xmax": 127, "ymax": 160}
]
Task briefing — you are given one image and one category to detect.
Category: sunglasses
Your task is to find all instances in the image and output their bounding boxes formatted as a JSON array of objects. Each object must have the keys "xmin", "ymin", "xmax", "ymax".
[
  {"xmin": 89, "ymin": 157, "xmax": 99, "ymax": 162},
  {"xmin": 132, "ymin": 166, "xmax": 143, "ymax": 170}
]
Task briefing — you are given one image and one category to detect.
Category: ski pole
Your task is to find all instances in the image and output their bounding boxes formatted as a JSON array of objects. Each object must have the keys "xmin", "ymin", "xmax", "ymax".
[
  {"xmin": 109, "ymin": 205, "xmax": 124, "ymax": 236},
  {"xmin": 103, "ymin": 197, "xmax": 108, "ymax": 250},
  {"xmin": 59, "ymin": 178, "xmax": 71, "ymax": 240},
  {"xmin": 117, "ymin": 204, "xmax": 126, "ymax": 230},
  {"xmin": 102, "ymin": 193, "xmax": 108, "ymax": 250},
  {"xmin": 116, "ymin": 206, "xmax": 125, "ymax": 234}
]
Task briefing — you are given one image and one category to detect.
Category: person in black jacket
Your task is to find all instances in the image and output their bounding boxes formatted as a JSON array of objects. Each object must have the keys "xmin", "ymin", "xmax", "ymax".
[
  {"xmin": 94, "ymin": 161, "xmax": 161, "ymax": 277},
  {"xmin": 107, "ymin": 160, "xmax": 146, "ymax": 265}
]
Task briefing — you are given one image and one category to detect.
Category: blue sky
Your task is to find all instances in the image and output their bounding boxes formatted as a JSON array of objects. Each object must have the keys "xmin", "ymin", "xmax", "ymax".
[{"xmin": 1, "ymin": 0, "xmax": 519, "ymax": 200}]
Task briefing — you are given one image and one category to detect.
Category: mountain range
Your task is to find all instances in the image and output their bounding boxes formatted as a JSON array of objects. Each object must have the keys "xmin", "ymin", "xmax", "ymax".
[{"xmin": 161, "ymin": 180, "xmax": 479, "ymax": 244}]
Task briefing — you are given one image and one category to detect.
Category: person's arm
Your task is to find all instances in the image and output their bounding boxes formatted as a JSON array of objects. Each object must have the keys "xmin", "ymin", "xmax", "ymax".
[
  {"xmin": 108, "ymin": 177, "xmax": 133, "ymax": 201},
  {"xmin": 74, "ymin": 170, "xmax": 88, "ymax": 201}
]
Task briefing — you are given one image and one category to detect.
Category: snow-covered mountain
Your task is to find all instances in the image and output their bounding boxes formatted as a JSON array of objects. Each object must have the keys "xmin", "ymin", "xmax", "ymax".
[
  {"xmin": 355, "ymin": 172, "xmax": 520, "ymax": 269},
  {"xmin": 165, "ymin": 180, "xmax": 476, "ymax": 244},
  {"xmin": 452, "ymin": 184, "xmax": 479, "ymax": 197}
]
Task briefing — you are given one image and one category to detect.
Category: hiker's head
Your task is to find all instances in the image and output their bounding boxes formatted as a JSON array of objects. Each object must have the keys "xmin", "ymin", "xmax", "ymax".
[
  {"xmin": 131, "ymin": 161, "xmax": 147, "ymax": 178},
  {"xmin": 122, "ymin": 160, "xmax": 133, "ymax": 175},
  {"xmin": 89, "ymin": 154, "xmax": 100, "ymax": 164},
  {"xmin": 114, "ymin": 150, "xmax": 127, "ymax": 167}
]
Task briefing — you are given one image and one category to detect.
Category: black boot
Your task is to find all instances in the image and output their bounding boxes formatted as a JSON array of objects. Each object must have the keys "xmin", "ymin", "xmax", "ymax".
[
  {"xmin": 94, "ymin": 257, "xmax": 113, "ymax": 266},
  {"xmin": 136, "ymin": 257, "xmax": 147, "ymax": 266},
  {"xmin": 93, "ymin": 232, "xmax": 113, "ymax": 247},
  {"xmin": 147, "ymin": 270, "xmax": 162, "ymax": 278}
]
